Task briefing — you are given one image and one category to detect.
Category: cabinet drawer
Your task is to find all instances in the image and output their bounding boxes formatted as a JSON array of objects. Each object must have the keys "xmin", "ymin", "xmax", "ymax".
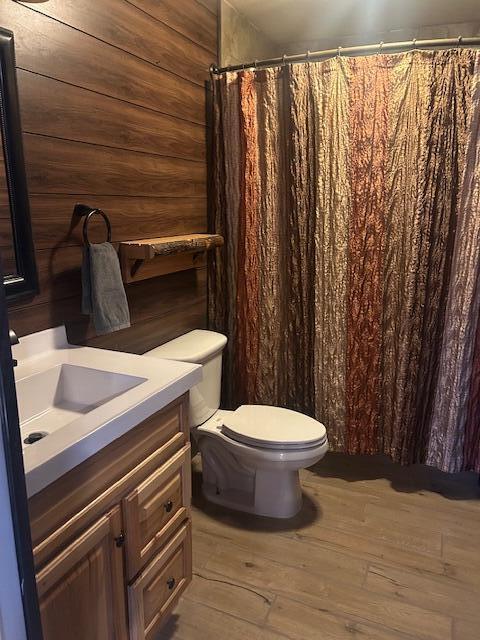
[
  {"xmin": 128, "ymin": 521, "xmax": 192, "ymax": 640},
  {"xmin": 123, "ymin": 444, "xmax": 191, "ymax": 579}
]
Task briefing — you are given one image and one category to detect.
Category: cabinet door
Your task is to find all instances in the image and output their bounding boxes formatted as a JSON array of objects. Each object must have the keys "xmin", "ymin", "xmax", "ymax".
[
  {"xmin": 36, "ymin": 506, "xmax": 128, "ymax": 640},
  {"xmin": 128, "ymin": 521, "xmax": 192, "ymax": 640},
  {"xmin": 123, "ymin": 444, "xmax": 191, "ymax": 579}
]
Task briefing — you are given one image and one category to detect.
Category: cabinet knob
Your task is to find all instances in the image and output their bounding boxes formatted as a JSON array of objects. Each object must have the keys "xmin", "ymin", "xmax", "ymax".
[
  {"xmin": 167, "ymin": 577, "xmax": 176, "ymax": 590},
  {"xmin": 164, "ymin": 500, "xmax": 173, "ymax": 513},
  {"xmin": 114, "ymin": 532, "xmax": 126, "ymax": 548}
]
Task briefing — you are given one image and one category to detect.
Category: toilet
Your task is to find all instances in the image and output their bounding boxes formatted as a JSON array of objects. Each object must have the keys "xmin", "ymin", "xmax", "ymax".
[{"xmin": 146, "ymin": 330, "xmax": 328, "ymax": 518}]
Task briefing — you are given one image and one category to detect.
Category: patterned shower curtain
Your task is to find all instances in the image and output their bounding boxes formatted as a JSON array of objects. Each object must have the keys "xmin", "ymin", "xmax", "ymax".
[{"xmin": 209, "ymin": 49, "xmax": 480, "ymax": 473}]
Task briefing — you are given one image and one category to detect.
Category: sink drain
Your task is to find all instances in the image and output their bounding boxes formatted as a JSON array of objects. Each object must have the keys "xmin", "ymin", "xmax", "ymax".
[{"xmin": 24, "ymin": 431, "xmax": 49, "ymax": 445}]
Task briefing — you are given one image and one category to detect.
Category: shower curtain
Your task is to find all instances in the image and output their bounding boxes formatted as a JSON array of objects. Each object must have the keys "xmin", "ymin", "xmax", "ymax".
[{"xmin": 209, "ymin": 49, "xmax": 480, "ymax": 473}]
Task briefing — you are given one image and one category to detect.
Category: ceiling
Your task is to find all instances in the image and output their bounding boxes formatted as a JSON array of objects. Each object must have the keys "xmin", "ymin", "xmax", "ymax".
[{"xmin": 228, "ymin": 0, "xmax": 480, "ymax": 44}]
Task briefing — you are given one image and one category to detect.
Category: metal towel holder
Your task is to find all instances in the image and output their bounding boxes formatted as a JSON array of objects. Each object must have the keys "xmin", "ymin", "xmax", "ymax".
[{"xmin": 73, "ymin": 203, "xmax": 112, "ymax": 246}]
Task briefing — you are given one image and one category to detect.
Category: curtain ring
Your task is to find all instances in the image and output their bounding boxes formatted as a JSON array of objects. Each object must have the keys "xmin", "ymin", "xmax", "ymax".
[
  {"xmin": 282, "ymin": 54, "xmax": 287, "ymax": 67},
  {"xmin": 412, "ymin": 38, "xmax": 417, "ymax": 50},
  {"xmin": 457, "ymin": 36, "xmax": 463, "ymax": 48},
  {"xmin": 337, "ymin": 45, "xmax": 342, "ymax": 58},
  {"xmin": 254, "ymin": 59, "xmax": 258, "ymax": 69},
  {"xmin": 378, "ymin": 41, "xmax": 384, "ymax": 54},
  {"xmin": 306, "ymin": 50, "xmax": 311, "ymax": 62}
]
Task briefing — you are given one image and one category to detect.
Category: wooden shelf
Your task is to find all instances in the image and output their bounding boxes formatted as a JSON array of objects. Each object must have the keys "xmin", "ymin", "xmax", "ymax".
[{"xmin": 119, "ymin": 233, "xmax": 224, "ymax": 283}]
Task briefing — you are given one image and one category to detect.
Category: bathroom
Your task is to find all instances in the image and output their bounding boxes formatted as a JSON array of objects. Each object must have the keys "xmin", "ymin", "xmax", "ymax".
[{"xmin": 0, "ymin": 0, "xmax": 479, "ymax": 638}]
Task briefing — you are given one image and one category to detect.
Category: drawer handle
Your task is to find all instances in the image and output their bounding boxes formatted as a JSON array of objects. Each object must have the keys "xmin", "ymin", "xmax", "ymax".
[
  {"xmin": 164, "ymin": 500, "xmax": 173, "ymax": 513},
  {"xmin": 167, "ymin": 577, "xmax": 176, "ymax": 590}
]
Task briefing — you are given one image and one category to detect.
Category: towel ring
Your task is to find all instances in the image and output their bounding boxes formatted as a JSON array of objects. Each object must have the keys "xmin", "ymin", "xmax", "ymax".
[
  {"xmin": 83, "ymin": 209, "xmax": 112, "ymax": 246},
  {"xmin": 73, "ymin": 203, "xmax": 112, "ymax": 246}
]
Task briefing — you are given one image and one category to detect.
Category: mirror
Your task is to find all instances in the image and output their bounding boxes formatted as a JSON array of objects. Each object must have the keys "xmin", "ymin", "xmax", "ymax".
[{"xmin": 0, "ymin": 28, "xmax": 38, "ymax": 299}]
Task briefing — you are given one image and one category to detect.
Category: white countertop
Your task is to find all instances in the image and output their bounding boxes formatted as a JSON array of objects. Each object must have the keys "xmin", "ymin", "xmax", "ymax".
[{"xmin": 13, "ymin": 327, "xmax": 201, "ymax": 497}]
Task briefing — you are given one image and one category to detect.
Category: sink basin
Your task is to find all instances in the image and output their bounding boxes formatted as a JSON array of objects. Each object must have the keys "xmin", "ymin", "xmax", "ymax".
[
  {"xmin": 13, "ymin": 325, "xmax": 201, "ymax": 497},
  {"xmin": 17, "ymin": 363, "xmax": 146, "ymax": 446}
]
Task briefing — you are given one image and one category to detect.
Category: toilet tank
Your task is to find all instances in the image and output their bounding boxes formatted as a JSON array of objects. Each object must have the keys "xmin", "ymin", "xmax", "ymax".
[{"xmin": 145, "ymin": 330, "xmax": 227, "ymax": 427}]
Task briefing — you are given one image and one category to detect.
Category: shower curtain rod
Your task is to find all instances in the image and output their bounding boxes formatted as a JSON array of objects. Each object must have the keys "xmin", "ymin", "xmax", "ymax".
[{"xmin": 211, "ymin": 35, "xmax": 480, "ymax": 74}]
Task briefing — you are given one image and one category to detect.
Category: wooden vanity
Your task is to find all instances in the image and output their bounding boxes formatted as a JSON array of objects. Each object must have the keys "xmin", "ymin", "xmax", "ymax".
[{"xmin": 28, "ymin": 393, "xmax": 192, "ymax": 640}]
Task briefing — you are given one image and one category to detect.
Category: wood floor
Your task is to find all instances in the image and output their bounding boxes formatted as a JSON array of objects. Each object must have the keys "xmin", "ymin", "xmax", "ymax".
[{"xmin": 159, "ymin": 453, "xmax": 480, "ymax": 640}]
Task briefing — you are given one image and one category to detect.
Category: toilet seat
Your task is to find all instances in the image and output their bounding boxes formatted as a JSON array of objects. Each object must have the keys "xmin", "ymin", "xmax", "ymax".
[{"xmin": 221, "ymin": 405, "xmax": 327, "ymax": 450}]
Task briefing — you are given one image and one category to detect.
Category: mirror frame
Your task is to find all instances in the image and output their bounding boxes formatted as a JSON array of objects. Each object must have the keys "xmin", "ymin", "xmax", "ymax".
[{"xmin": 0, "ymin": 27, "xmax": 38, "ymax": 300}]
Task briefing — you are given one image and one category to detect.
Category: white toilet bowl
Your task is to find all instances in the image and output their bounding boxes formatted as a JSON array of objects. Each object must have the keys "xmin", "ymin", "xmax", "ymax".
[
  {"xmin": 196, "ymin": 409, "xmax": 328, "ymax": 518},
  {"xmin": 146, "ymin": 330, "xmax": 328, "ymax": 518}
]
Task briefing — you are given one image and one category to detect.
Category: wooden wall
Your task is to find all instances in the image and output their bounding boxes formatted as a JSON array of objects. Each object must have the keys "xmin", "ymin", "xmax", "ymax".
[{"xmin": 3, "ymin": 0, "xmax": 218, "ymax": 353}]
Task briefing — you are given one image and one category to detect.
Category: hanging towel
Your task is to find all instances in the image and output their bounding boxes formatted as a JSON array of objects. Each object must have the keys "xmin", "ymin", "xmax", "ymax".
[{"xmin": 81, "ymin": 242, "xmax": 131, "ymax": 335}]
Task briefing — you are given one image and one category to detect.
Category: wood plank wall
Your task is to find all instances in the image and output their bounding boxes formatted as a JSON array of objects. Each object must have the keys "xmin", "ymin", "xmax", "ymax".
[{"xmin": 3, "ymin": 0, "xmax": 218, "ymax": 353}]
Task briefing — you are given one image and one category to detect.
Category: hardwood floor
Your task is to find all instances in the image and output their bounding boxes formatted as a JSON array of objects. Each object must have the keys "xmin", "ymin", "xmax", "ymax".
[{"xmin": 158, "ymin": 453, "xmax": 480, "ymax": 640}]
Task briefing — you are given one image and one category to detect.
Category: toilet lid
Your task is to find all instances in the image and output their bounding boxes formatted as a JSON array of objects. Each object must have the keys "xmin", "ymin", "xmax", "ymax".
[{"xmin": 221, "ymin": 405, "xmax": 327, "ymax": 450}]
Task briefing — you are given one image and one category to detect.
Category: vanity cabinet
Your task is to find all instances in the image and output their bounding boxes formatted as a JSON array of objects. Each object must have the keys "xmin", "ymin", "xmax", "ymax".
[{"xmin": 28, "ymin": 393, "xmax": 192, "ymax": 640}]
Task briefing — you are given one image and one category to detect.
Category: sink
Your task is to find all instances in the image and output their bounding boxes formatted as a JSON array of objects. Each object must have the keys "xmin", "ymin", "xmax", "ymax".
[
  {"xmin": 17, "ymin": 363, "xmax": 146, "ymax": 446},
  {"xmin": 13, "ymin": 325, "xmax": 201, "ymax": 497}
]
